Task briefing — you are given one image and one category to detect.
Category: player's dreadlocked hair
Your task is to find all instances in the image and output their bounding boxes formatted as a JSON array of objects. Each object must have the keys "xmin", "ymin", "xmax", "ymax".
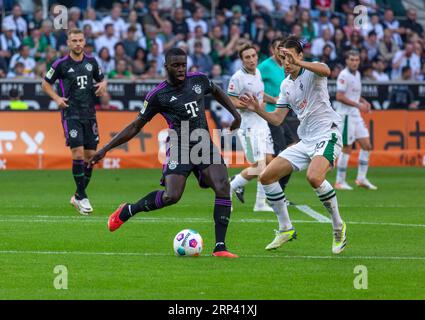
[
  {"xmin": 283, "ymin": 36, "xmax": 304, "ymax": 53},
  {"xmin": 165, "ymin": 48, "xmax": 187, "ymax": 64}
]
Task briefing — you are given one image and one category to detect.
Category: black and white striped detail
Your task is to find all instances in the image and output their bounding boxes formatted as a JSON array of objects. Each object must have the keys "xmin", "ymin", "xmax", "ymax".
[
  {"xmin": 318, "ymin": 189, "xmax": 336, "ymax": 202},
  {"xmin": 265, "ymin": 192, "xmax": 286, "ymax": 202}
]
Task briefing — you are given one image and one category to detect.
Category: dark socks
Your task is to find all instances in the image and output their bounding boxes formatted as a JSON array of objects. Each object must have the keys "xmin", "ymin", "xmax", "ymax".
[
  {"xmin": 213, "ymin": 197, "xmax": 231, "ymax": 252},
  {"xmin": 278, "ymin": 174, "xmax": 291, "ymax": 193},
  {"xmin": 72, "ymin": 160, "xmax": 87, "ymax": 200},
  {"xmin": 84, "ymin": 162, "xmax": 93, "ymax": 189},
  {"xmin": 119, "ymin": 190, "xmax": 165, "ymax": 221}
]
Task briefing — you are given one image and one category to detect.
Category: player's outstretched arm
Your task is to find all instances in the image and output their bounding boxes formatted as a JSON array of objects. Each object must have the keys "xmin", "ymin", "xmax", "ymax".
[
  {"xmin": 90, "ymin": 115, "xmax": 147, "ymax": 165},
  {"xmin": 211, "ymin": 83, "xmax": 241, "ymax": 131},
  {"xmin": 280, "ymin": 48, "xmax": 331, "ymax": 77},
  {"xmin": 241, "ymin": 93, "xmax": 288, "ymax": 126}
]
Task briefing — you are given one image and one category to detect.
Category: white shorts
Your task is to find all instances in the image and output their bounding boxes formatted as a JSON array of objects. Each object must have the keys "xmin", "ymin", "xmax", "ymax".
[
  {"xmin": 278, "ymin": 129, "xmax": 342, "ymax": 171},
  {"xmin": 341, "ymin": 114, "xmax": 369, "ymax": 146},
  {"xmin": 238, "ymin": 126, "xmax": 274, "ymax": 163}
]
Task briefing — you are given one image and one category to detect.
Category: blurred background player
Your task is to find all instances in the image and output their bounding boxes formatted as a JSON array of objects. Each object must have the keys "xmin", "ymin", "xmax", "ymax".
[
  {"xmin": 42, "ymin": 28, "xmax": 107, "ymax": 215},
  {"xmin": 334, "ymin": 50, "xmax": 377, "ymax": 191},
  {"xmin": 242, "ymin": 36, "xmax": 347, "ymax": 254},
  {"xmin": 90, "ymin": 48, "xmax": 242, "ymax": 258},
  {"xmin": 228, "ymin": 44, "xmax": 275, "ymax": 212},
  {"xmin": 258, "ymin": 37, "xmax": 300, "ymax": 205}
]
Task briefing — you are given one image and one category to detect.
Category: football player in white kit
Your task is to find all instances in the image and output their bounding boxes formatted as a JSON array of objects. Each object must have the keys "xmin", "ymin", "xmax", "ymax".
[
  {"xmin": 227, "ymin": 44, "xmax": 275, "ymax": 212},
  {"xmin": 334, "ymin": 50, "xmax": 377, "ymax": 190},
  {"xmin": 241, "ymin": 36, "xmax": 347, "ymax": 254}
]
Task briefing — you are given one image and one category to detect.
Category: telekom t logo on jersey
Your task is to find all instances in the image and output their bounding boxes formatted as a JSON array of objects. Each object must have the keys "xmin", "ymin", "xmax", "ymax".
[
  {"xmin": 77, "ymin": 76, "xmax": 88, "ymax": 89},
  {"xmin": 184, "ymin": 101, "xmax": 199, "ymax": 118}
]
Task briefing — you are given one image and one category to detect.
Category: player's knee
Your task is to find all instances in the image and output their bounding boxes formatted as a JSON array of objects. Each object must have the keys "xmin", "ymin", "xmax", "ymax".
[
  {"xmin": 259, "ymin": 171, "xmax": 274, "ymax": 186},
  {"xmin": 306, "ymin": 173, "xmax": 324, "ymax": 188},
  {"xmin": 342, "ymin": 146, "xmax": 352, "ymax": 154},
  {"xmin": 163, "ymin": 191, "xmax": 182, "ymax": 205},
  {"xmin": 213, "ymin": 177, "xmax": 230, "ymax": 197}
]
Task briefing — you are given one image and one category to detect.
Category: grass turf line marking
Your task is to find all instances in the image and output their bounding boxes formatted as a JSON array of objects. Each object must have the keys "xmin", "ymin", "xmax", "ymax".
[
  {"xmin": 1, "ymin": 215, "xmax": 425, "ymax": 228},
  {"xmin": 0, "ymin": 250, "xmax": 424, "ymax": 261},
  {"xmin": 295, "ymin": 205, "xmax": 331, "ymax": 223}
]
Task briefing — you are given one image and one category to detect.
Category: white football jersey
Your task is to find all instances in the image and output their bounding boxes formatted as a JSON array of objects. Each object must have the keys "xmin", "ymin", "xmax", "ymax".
[
  {"xmin": 227, "ymin": 67, "xmax": 268, "ymax": 130},
  {"xmin": 276, "ymin": 63, "xmax": 341, "ymax": 143},
  {"xmin": 334, "ymin": 67, "xmax": 362, "ymax": 116}
]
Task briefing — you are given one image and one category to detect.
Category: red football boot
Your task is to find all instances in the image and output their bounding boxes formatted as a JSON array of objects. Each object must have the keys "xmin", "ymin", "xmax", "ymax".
[
  {"xmin": 108, "ymin": 203, "xmax": 127, "ymax": 232},
  {"xmin": 212, "ymin": 250, "xmax": 239, "ymax": 258}
]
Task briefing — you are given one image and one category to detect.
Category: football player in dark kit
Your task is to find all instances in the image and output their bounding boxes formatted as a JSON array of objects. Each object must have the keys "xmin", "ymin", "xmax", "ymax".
[
  {"xmin": 42, "ymin": 28, "xmax": 107, "ymax": 215},
  {"xmin": 90, "ymin": 48, "xmax": 241, "ymax": 258}
]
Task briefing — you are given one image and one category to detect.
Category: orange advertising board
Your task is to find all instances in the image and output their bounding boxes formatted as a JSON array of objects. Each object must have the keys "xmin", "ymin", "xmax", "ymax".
[{"xmin": 0, "ymin": 111, "xmax": 424, "ymax": 170}]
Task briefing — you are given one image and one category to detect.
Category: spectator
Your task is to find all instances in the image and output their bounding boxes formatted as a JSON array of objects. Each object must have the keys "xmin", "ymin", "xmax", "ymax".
[
  {"xmin": 125, "ymin": 10, "xmax": 144, "ymax": 40},
  {"xmin": 108, "ymin": 59, "xmax": 134, "ymax": 79},
  {"xmin": 2, "ymin": 4, "xmax": 28, "ymax": 40},
  {"xmin": 114, "ymin": 42, "xmax": 132, "ymax": 67},
  {"xmin": 363, "ymin": 31, "xmax": 379, "ymax": 61},
  {"xmin": 388, "ymin": 66, "xmax": 418, "ymax": 110},
  {"xmin": 7, "ymin": 61, "xmax": 26, "ymax": 78},
  {"xmin": 132, "ymin": 47, "xmax": 147, "ymax": 75},
  {"xmin": 102, "ymin": 3, "xmax": 127, "ymax": 39},
  {"xmin": 378, "ymin": 28, "xmax": 398, "ymax": 65},
  {"xmin": 329, "ymin": 62, "xmax": 343, "ymax": 80},
  {"xmin": 22, "ymin": 28, "xmax": 48, "ymax": 62},
  {"xmin": 359, "ymin": 0, "xmax": 379, "ymax": 14},
  {"xmin": 146, "ymin": 42, "xmax": 165, "ymax": 75},
  {"xmin": 28, "ymin": 7, "xmax": 44, "ymax": 31},
  {"xmin": 250, "ymin": 14, "xmax": 267, "ymax": 45},
  {"xmin": 372, "ymin": 58, "xmax": 390, "ymax": 81},
  {"xmin": 95, "ymin": 24, "xmax": 119, "ymax": 57},
  {"xmin": 171, "ymin": 7, "xmax": 190, "ymax": 40},
  {"xmin": 210, "ymin": 10, "xmax": 229, "ymax": 39},
  {"xmin": 96, "ymin": 47, "xmax": 115, "ymax": 74},
  {"xmin": 320, "ymin": 44, "xmax": 335, "ymax": 64},
  {"xmin": 176, "ymin": 41, "xmax": 193, "ymax": 70},
  {"xmin": 95, "ymin": 92, "xmax": 120, "ymax": 111},
  {"xmin": 227, "ymin": 5, "xmax": 249, "ymax": 36},
  {"xmin": 142, "ymin": 0, "xmax": 164, "ymax": 29},
  {"xmin": 0, "ymin": 24, "xmax": 21, "ymax": 64},
  {"xmin": 311, "ymin": 27, "xmax": 336, "ymax": 60},
  {"xmin": 5, "ymin": 88, "xmax": 29, "ymax": 110},
  {"xmin": 190, "ymin": 41, "xmax": 213, "ymax": 75},
  {"xmin": 45, "ymin": 47, "xmax": 58, "ymax": 70},
  {"xmin": 9, "ymin": 45, "xmax": 36, "ymax": 77},
  {"xmin": 82, "ymin": 24, "xmax": 96, "ymax": 49},
  {"xmin": 314, "ymin": 11, "xmax": 334, "ymax": 37},
  {"xmin": 139, "ymin": 25, "xmax": 164, "ymax": 54},
  {"xmin": 362, "ymin": 64, "xmax": 376, "ymax": 81},
  {"xmin": 382, "ymin": 8, "xmax": 403, "ymax": 48},
  {"xmin": 400, "ymin": 8, "xmax": 424, "ymax": 40},
  {"xmin": 40, "ymin": 20, "xmax": 57, "ymax": 51},
  {"xmin": 361, "ymin": 13, "xmax": 384, "ymax": 40},
  {"xmin": 343, "ymin": 13, "xmax": 358, "ymax": 40},
  {"xmin": 140, "ymin": 59, "xmax": 164, "ymax": 79},
  {"xmin": 314, "ymin": 0, "xmax": 332, "ymax": 11},
  {"xmin": 299, "ymin": 9, "xmax": 315, "ymax": 43},
  {"xmin": 122, "ymin": 26, "xmax": 141, "ymax": 58},
  {"xmin": 157, "ymin": 0, "xmax": 182, "ymax": 15},
  {"xmin": 346, "ymin": 29, "xmax": 363, "ymax": 52},
  {"xmin": 186, "ymin": 6, "xmax": 208, "ymax": 35},
  {"xmin": 276, "ymin": 10, "xmax": 295, "ymax": 35},
  {"xmin": 333, "ymin": 29, "xmax": 348, "ymax": 63},
  {"xmin": 391, "ymin": 42, "xmax": 421, "ymax": 80},
  {"xmin": 69, "ymin": 7, "xmax": 82, "ymax": 29},
  {"xmin": 275, "ymin": 0, "xmax": 297, "ymax": 13},
  {"xmin": 34, "ymin": 61, "xmax": 47, "ymax": 79},
  {"xmin": 188, "ymin": 26, "xmax": 211, "ymax": 55},
  {"xmin": 291, "ymin": 24, "xmax": 303, "ymax": 38},
  {"xmin": 82, "ymin": 8, "xmax": 104, "ymax": 38}
]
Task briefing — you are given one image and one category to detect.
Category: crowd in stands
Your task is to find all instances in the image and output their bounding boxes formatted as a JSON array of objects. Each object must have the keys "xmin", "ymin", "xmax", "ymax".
[{"xmin": 0, "ymin": 0, "xmax": 424, "ymax": 83}]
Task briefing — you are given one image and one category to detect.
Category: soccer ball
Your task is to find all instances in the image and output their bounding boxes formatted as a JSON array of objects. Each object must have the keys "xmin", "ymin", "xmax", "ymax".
[{"xmin": 173, "ymin": 229, "xmax": 203, "ymax": 257}]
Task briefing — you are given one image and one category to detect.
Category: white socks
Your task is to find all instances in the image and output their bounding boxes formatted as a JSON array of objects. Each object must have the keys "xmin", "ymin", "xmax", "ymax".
[
  {"xmin": 230, "ymin": 174, "xmax": 249, "ymax": 191},
  {"xmin": 256, "ymin": 180, "xmax": 266, "ymax": 203},
  {"xmin": 336, "ymin": 152, "xmax": 349, "ymax": 183},
  {"xmin": 263, "ymin": 182, "xmax": 293, "ymax": 231},
  {"xmin": 357, "ymin": 149, "xmax": 369, "ymax": 181},
  {"xmin": 315, "ymin": 180, "xmax": 343, "ymax": 230}
]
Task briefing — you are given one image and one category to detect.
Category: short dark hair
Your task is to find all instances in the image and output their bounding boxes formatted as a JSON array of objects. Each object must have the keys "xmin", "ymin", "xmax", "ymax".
[
  {"xmin": 283, "ymin": 36, "xmax": 303, "ymax": 53},
  {"xmin": 346, "ymin": 49, "xmax": 360, "ymax": 59},
  {"xmin": 402, "ymin": 66, "xmax": 411, "ymax": 74},
  {"xmin": 67, "ymin": 28, "xmax": 83, "ymax": 36},
  {"xmin": 165, "ymin": 47, "xmax": 187, "ymax": 63},
  {"xmin": 238, "ymin": 43, "xmax": 256, "ymax": 59},
  {"xmin": 271, "ymin": 37, "xmax": 285, "ymax": 49}
]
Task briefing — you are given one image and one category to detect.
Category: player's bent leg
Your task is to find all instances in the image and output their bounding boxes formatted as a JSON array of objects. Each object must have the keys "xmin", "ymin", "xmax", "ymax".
[
  {"xmin": 355, "ymin": 138, "xmax": 377, "ymax": 190},
  {"xmin": 230, "ymin": 163, "xmax": 260, "ymax": 204},
  {"xmin": 253, "ymin": 157, "xmax": 274, "ymax": 212},
  {"xmin": 201, "ymin": 164, "xmax": 238, "ymax": 258},
  {"xmin": 307, "ymin": 156, "xmax": 347, "ymax": 254},
  {"xmin": 259, "ymin": 157, "xmax": 296, "ymax": 250},
  {"xmin": 335, "ymin": 145, "xmax": 353, "ymax": 190},
  {"xmin": 108, "ymin": 174, "xmax": 187, "ymax": 232}
]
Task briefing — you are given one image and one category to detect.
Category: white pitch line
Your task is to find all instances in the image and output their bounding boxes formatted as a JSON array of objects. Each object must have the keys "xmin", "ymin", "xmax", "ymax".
[
  {"xmin": 1, "ymin": 215, "xmax": 425, "ymax": 228},
  {"xmin": 295, "ymin": 205, "xmax": 332, "ymax": 223},
  {"xmin": 0, "ymin": 250, "xmax": 424, "ymax": 261}
]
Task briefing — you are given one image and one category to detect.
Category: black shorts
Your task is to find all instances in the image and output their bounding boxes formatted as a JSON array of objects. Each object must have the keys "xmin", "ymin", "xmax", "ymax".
[
  {"xmin": 160, "ymin": 143, "xmax": 225, "ymax": 188},
  {"xmin": 268, "ymin": 116, "xmax": 300, "ymax": 156},
  {"xmin": 62, "ymin": 119, "xmax": 99, "ymax": 150}
]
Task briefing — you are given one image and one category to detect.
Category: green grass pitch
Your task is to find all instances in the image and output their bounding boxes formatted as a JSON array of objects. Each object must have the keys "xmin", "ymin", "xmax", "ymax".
[{"xmin": 0, "ymin": 167, "xmax": 424, "ymax": 299}]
